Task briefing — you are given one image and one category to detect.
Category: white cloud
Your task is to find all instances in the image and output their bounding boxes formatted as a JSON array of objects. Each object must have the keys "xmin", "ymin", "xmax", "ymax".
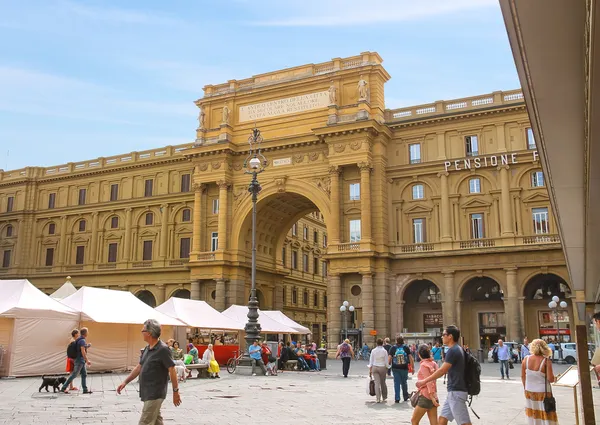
[{"xmin": 251, "ymin": 0, "xmax": 497, "ymax": 26}]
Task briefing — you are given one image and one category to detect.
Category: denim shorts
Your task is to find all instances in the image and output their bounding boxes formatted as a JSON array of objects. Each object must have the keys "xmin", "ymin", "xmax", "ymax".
[{"xmin": 440, "ymin": 391, "xmax": 471, "ymax": 424}]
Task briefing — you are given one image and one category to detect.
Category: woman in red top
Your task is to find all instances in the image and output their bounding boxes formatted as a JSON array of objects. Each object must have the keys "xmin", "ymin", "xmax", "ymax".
[{"xmin": 412, "ymin": 344, "xmax": 440, "ymax": 425}]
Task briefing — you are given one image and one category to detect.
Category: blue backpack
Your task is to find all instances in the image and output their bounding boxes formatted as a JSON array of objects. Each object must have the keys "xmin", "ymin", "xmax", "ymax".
[{"xmin": 392, "ymin": 345, "xmax": 408, "ymax": 366}]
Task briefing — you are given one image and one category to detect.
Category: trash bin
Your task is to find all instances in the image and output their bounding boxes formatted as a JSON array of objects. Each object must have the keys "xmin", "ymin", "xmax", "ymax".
[
  {"xmin": 477, "ymin": 348, "xmax": 485, "ymax": 364},
  {"xmin": 316, "ymin": 348, "xmax": 327, "ymax": 370}
]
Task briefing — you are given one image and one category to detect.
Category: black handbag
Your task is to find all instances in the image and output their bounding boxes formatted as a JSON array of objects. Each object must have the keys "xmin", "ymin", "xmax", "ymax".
[
  {"xmin": 369, "ymin": 377, "xmax": 376, "ymax": 396},
  {"xmin": 543, "ymin": 358, "xmax": 556, "ymax": 413}
]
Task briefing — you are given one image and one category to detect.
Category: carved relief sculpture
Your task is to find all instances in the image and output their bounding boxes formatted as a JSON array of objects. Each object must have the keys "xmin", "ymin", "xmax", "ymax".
[
  {"xmin": 328, "ymin": 82, "xmax": 337, "ymax": 105},
  {"xmin": 357, "ymin": 76, "xmax": 368, "ymax": 101},
  {"xmin": 222, "ymin": 105, "xmax": 230, "ymax": 125},
  {"xmin": 313, "ymin": 177, "xmax": 331, "ymax": 197}
]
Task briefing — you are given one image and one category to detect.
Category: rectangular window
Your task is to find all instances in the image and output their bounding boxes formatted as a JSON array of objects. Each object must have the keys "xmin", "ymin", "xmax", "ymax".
[
  {"xmin": 322, "ymin": 261, "xmax": 328, "ymax": 277},
  {"xmin": 45, "ymin": 248, "xmax": 54, "ymax": 266},
  {"xmin": 303, "ymin": 291, "xmax": 308, "ymax": 305},
  {"xmin": 349, "ymin": 183, "xmax": 361, "ymax": 200},
  {"xmin": 469, "ymin": 178, "xmax": 481, "ymax": 194},
  {"xmin": 313, "ymin": 257, "xmax": 319, "ymax": 275},
  {"xmin": 292, "ymin": 223, "xmax": 297, "ymax": 236},
  {"xmin": 527, "ymin": 127, "xmax": 536, "ymax": 149},
  {"xmin": 313, "ymin": 230, "xmax": 318, "ymax": 244},
  {"xmin": 2, "ymin": 250, "xmax": 11, "ymax": 268},
  {"xmin": 470, "ymin": 213, "xmax": 484, "ymax": 239},
  {"xmin": 303, "ymin": 225, "xmax": 308, "ymax": 240},
  {"xmin": 49, "ymin": 223, "xmax": 56, "ymax": 235},
  {"xmin": 292, "ymin": 289, "xmax": 297, "ymax": 304},
  {"xmin": 111, "ymin": 216, "xmax": 119, "ymax": 229},
  {"xmin": 78, "ymin": 220, "xmax": 86, "ymax": 232},
  {"xmin": 48, "ymin": 193, "xmax": 56, "ymax": 209},
  {"xmin": 6, "ymin": 196, "xmax": 14, "ymax": 212},
  {"xmin": 532, "ymin": 207, "xmax": 550, "ymax": 234},
  {"xmin": 110, "ymin": 184, "xmax": 119, "ymax": 201},
  {"xmin": 409, "ymin": 144, "xmax": 421, "ymax": 164},
  {"xmin": 211, "ymin": 232, "xmax": 219, "ymax": 251},
  {"xmin": 413, "ymin": 218, "xmax": 426, "ymax": 243},
  {"xmin": 144, "ymin": 179, "xmax": 153, "ymax": 197},
  {"xmin": 180, "ymin": 237, "xmax": 191, "ymax": 259},
  {"xmin": 182, "ymin": 209, "xmax": 191, "ymax": 222},
  {"xmin": 303, "ymin": 253, "xmax": 309, "ymax": 272},
  {"xmin": 142, "ymin": 240, "xmax": 153, "ymax": 261},
  {"xmin": 145, "ymin": 212, "xmax": 153, "ymax": 225},
  {"xmin": 349, "ymin": 219, "xmax": 361, "ymax": 242},
  {"xmin": 465, "ymin": 135, "xmax": 479, "ymax": 156},
  {"xmin": 212, "ymin": 199, "xmax": 219, "ymax": 214},
  {"xmin": 108, "ymin": 243, "xmax": 118, "ymax": 263},
  {"xmin": 282, "ymin": 247, "xmax": 286, "ymax": 266},
  {"xmin": 78, "ymin": 189, "xmax": 86, "ymax": 205},
  {"xmin": 292, "ymin": 251, "xmax": 298, "ymax": 270},
  {"xmin": 531, "ymin": 171, "xmax": 545, "ymax": 187},
  {"xmin": 412, "ymin": 184, "xmax": 424, "ymax": 200},
  {"xmin": 323, "ymin": 234, "xmax": 328, "ymax": 248},
  {"xmin": 6, "ymin": 226, "xmax": 12, "ymax": 237},
  {"xmin": 181, "ymin": 174, "xmax": 191, "ymax": 193},
  {"xmin": 75, "ymin": 246, "xmax": 85, "ymax": 265},
  {"xmin": 324, "ymin": 295, "xmax": 327, "ymax": 307},
  {"xmin": 314, "ymin": 292, "xmax": 318, "ymax": 307}
]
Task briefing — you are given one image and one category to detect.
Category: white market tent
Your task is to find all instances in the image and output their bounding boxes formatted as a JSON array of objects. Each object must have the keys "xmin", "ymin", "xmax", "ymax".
[
  {"xmin": 60, "ymin": 286, "xmax": 184, "ymax": 372},
  {"xmin": 0, "ymin": 279, "xmax": 79, "ymax": 377},
  {"xmin": 262, "ymin": 310, "xmax": 311, "ymax": 334},
  {"xmin": 50, "ymin": 276, "xmax": 77, "ymax": 300},
  {"xmin": 155, "ymin": 298, "xmax": 243, "ymax": 331},
  {"xmin": 221, "ymin": 305, "xmax": 302, "ymax": 334}
]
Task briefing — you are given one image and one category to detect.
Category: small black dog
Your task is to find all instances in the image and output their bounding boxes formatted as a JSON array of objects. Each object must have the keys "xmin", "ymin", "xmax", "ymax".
[{"xmin": 39, "ymin": 375, "xmax": 67, "ymax": 393}]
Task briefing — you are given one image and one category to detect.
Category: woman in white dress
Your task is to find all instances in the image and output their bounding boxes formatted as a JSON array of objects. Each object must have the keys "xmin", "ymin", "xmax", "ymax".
[
  {"xmin": 521, "ymin": 339, "xmax": 558, "ymax": 424},
  {"xmin": 202, "ymin": 344, "xmax": 221, "ymax": 379}
]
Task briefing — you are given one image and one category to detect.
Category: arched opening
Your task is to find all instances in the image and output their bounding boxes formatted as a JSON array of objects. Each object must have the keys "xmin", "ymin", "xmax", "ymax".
[
  {"xmin": 171, "ymin": 289, "xmax": 191, "ymax": 299},
  {"xmin": 460, "ymin": 277, "xmax": 505, "ymax": 350},
  {"xmin": 402, "ymin": 280, "xmax": 443, "ymax": 335},
  {"xmin": 523, "ymin": 274, "xmax": 572, "ymax": 344},
  {"xmin": 249, "ymin": 289, "xmax": 267, "ymax": 309},
  {"xmin": 137, "ymin": 290, "xmax": 156, "ymax": 307}
]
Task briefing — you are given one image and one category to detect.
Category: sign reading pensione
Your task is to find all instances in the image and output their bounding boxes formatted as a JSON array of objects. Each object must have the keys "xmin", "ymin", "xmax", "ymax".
[
  {"xmin": 238, "ymin": 91, "xmax": 329, "ymax": 122},
  {"xmin": 444, "ymin": 150, "xmax": 539, "ymax": 172}
]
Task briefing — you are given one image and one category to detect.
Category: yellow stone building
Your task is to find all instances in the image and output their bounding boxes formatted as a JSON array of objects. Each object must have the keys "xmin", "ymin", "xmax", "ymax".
[{"xmin": 0, "ymin": 52, "xmax": 573, "ymax": 351}]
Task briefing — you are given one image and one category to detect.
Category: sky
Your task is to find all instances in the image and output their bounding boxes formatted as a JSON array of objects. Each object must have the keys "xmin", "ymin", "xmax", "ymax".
[{"xmin": 0, "ymin": 0, "xmax": 520, "ymax": 171}]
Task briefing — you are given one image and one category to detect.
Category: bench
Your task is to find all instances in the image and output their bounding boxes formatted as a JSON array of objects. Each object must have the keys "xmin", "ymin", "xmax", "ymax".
[
  {"xmin": 284, "ymin": 360, "xmax": 298, "ymax": 371},
  {"xmin": 186, "ymin": 363, "xmax": 209, "ymax": 379}
]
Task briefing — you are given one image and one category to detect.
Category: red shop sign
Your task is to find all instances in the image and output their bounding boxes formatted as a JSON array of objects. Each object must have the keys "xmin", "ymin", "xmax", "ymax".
[{"xmin": 539, "ymin": 328, "xmax": 571, "ymax": 336}]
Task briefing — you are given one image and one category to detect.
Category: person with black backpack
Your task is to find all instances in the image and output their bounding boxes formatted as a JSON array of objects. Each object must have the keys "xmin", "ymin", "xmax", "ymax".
[
  {"xmin": 416, "ymin": 325, "xmax": 478, "ymax": 425},
  {"xmin": 65, "ymin": 329, "xmax": 80, "ymax": 392}
]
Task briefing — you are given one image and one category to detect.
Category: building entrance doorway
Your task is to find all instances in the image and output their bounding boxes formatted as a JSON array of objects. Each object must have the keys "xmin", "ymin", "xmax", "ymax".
[
  {"xmin": 460, "ymin": 277, "xmax": 505, "ymax": 350},
  {"xmin": 402, "ymin": 279, "xmax": 443, "ymax": 334}
]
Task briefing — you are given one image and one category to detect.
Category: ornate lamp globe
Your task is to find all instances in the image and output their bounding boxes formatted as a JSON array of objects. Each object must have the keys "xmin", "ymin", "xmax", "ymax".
[
  {"xmin": 548, "ymin": 300, "xmax": 557, "ymax": 309},
  {"xmin": 559, "ymin": 301, "xmax": 567, "ymax": 308},
  {"xmin": 552, "ymin": 295, "xmax": 560, "ymax": 303},
  {"xmin": 340, "ymin": 305, "xmax": 346, "ymax": 312},
  {"xmin": 349, "ymin": 305, "xmax": 355, "ymax": 312},
  {"xmin": 343, "ymin": 300, "xmax": 349, "ymax": 307}
]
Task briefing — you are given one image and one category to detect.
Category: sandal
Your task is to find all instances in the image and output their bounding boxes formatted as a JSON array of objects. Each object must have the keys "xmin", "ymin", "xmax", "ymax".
[{"xmin": 70, "ymin": 387, "xmax": 79, "ymax": 391}]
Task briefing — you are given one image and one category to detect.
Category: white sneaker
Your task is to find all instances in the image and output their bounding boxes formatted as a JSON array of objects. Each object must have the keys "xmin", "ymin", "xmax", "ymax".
[{"xmin": 252, "ymin": 373, "xmax": 257, "ymax": 376}]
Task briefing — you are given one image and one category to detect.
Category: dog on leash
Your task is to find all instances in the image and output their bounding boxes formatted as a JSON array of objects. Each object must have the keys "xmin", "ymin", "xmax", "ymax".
[
  {"xmin": 39, "ymin": 376, "xmax": 67, "ymax": 392},
  {"xmin": 174, "ymin": 360, "xmax": 188, "ymax": 382}
]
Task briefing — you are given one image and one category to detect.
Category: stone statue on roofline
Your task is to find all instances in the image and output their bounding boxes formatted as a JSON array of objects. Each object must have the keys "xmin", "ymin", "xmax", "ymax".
[
  {"xmin": 197, "ymin": 107, "xmax": 205, "ymax": 129},
  {"xmin": 328, "ymin": 82, "xmax": 337, "ymax": 105},
  {"xmin": 222, "ymin": 105, "xmax": 230, "ymax": 125},
  {"xmin": 357, "ymin": 76, "xmax": 368, "ymax": 101}
]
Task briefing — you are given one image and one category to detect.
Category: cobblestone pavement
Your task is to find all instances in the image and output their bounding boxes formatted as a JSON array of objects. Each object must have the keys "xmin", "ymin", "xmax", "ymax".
[{"xmin": 0, "ymin": 360, "xmax": 598, "ymax": 424}]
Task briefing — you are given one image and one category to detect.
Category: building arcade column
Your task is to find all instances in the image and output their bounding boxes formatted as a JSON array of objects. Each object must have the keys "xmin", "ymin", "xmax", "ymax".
[
  {"xmin": 374, "ymin": 272, "xmax": 389, "ymax": 339},
  {"xmin": 438, "ymin": 172, "xmax": 452, "ymax": 242},
  {"xmin": 455, "ymin": 299, "xmax": 462, "ymax": 331},
  {"xmin": 361, "ymin": 272, "xmax": 375, "ymax": 345},
  {"xmin": 327, "ymin": 273, "xmax": 342, "ymax": 350},
  {"xmin": 58, "ymin": 215, "xmax": 68, "ymax": 265},
  {"xmin": 328, "ymin": 166, "xmax": 341, "ymax": 245},
  {"xmin": 123, "ymin": 208, "xmax": 132, "ymax": 261},
  {"xmin": 397, "ymin": 300, "xmax": 405, "ymax": 336},
  {"xmin": 159, "ymin": 204, "xmax": 169, "ymax": 259},
  {"xmin": 443, "ymin": 271, "xmax": 456, "ymax": 326},
  {"xmin": 358, "ymin": 162, "xmax": 372, "ymax": 242},
  {"xmin": 190, "ymin": 279, "xmax": 201, "ymax": 301},
  {"xmin": 90, "ymin": 212, "xmax": 99, "ymax": 264},
  {"xmin": 217, "ymin": 180, "xmax": 230, "ymax": 251},
  {"xmin": 156, "ymin": 285, "xmax": 166, "ymax": 305},
  {"xmin": 215, "ymin": 278, "xmax": 226, "ymax": 311},
  {"xmin": 518, "ymin": 296, "xmax": 526, "ymax": 339},
  {"xmin": 505, "ymin": 267, "xmax": 520, "ymax": 341},
  {"xmin": 499, "ymin": 165, "xmax": 514, "ymax": 237},
  {"xmin": 191, "ymin": 183, "xmax": 204, "ymax": 255}
]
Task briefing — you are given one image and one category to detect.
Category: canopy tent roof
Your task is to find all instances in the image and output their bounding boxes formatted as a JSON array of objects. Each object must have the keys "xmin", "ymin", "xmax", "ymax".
[
  {"xmin": 155, "ymin": 298, "xmax": 243, "ymax": 331},
  {"xmin": 221, "ymin": 305, "xmax": 302, "ymax": 334},
  {"xmin": 261, "ymin": 310, "xmax": 311, "ymax": 334},
  {"xmin": 60, "ymin": 286, "xmax": 183, "ymax": 326},
  {"xmin": 0, "ymin": 279, "xmax": 78, "ymax": 319},
  {"xmin": 50, "ymin": 277, "xmax": 77, "ymax": 300}
]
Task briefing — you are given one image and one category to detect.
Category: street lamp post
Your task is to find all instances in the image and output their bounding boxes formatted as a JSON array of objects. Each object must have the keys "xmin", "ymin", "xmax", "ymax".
[
  {"xmin": 548, "ymin": 295, "xmax": 568, "ymax": 364},
  {"xmin": 243, "ymin": 127, "xmax": 268, "ymax": 349},
  {"xmin": 339, "ymin": 300, "xmax": 355, "ymax": 341}
]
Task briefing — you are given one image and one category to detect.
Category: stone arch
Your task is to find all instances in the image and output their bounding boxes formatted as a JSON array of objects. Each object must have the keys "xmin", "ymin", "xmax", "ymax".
[
  {"xmin": 453, "ymin": 171, "xmax": 497, "ymax": 194},
  {"xmin": 401, "ymin": 279, "xmax": 444, "ymax": 333},
  {"xmin": 41, "ymin": 220, "xmax": 57, "ymax": 235},
  {"xmin": 170, "ymin": 288, "xmax": 191, "ymax": 299},
  {"xmin": 69, "ymin": 216, "xmax": 89, "ymax": 233},
  {"xmin": 398, "ymin": 178, "xmax": 438, "ymax": 200},
  {"xmin": 459, "ymin": 275, "xmax": 505, "ymax": 301},
  {"xmin": 170, "ymin": 204, "xmax": 192, "ymax": 223},
  {"xmin": 514, "ymin": 164, "xmax": 544, "ymax": 188},
  {"xmin": 134, "ymin": 207, "xmax": 162, "ymax": 226},
  {"xmin": 136, "ymin": 289, "xmax": 157, "ymax": 307},
  {"xmin": 456, "ymin": 271, "xmax": 506, "ymax": 298},
  {"xmin": 0, "ymin": 222, "xmax": 14, "ymax": 238},
  {"xmin": 522, "ymin": 273, "xmax": 571, "ymax": 300},
  {"xmin": 100, "ymin": 211, "xmax": 125, "ymax": 229},
  {"xmin": 398, "ymin": 275, "xmax": 444, "ymax": 301}
]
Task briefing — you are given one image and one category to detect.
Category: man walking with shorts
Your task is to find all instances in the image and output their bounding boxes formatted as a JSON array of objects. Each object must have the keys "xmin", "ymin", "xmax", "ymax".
[
  {"xmin": 416, "ymin": 325, "xmax": 471, "ymax": 425},
  {"xmin": 117, "ymin": 319, "xmax": 181, "ymax": 424}
]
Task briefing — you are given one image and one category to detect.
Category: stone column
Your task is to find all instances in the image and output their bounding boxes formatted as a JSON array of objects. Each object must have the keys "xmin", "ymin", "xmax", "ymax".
[
  {"xmin": 215, "ymin": 278, "xmax": 226, "ymax": 311},
  {"xmin": 191, "ymin": 183, "xmax": 204, "ymax": 254},
  {"xmin": 374, "ymin": 272, "xmax": 389, "ymax": 338},
  {"xmin": 90, "ymin": 212, "xmax": 99, "ymax": 264},
  {"xmin": 328, "ymin": 166, "xmax": 341, "ymax": 245},
  {"xmin": 438, "ymin": 172, "xmax": 452, "ymax": 242},
  {"xmin": 499, "ymin": 166, "xmax": 514, "ymax": 237},
  {"xmin": 160, "ymin": 204, "xmax": 169, "ymax": 259},
  {"xmin": 217, "ymin": 181, "xmax": 229, "ymax": 251},
  {"xmin": 58, "ymin": 215, "xmax": 68, "ymax": 265},
  {"xmin": 190, "ymin": 279, "xmax": 201, "ymax": 301},
  {"xmin": 156, "ymin": 284, "xmax": 166, "ymax": 305},
  {"xmin": 505, "ymin": 267, "xmax": 520, "ymax": 341},
  {"xmin": 397, "ymin": 301, "xmax": 405, "ymax": 335},
  {"xmin": 361, "ymin": 272, "xmax": 375, "ymax": 345},
  {"xmin": 123, "ymin": 208, "xmax": 132, "ymax": 261},
  {"xmin": 455, "ymin": 299, "xmax": 462, "ymax": 331},
  {"xmin": 518, "ymin": 296, "xmax": 526, "ymax": 339},
  {"xmin": 358, "ymin": 162, "xmax": 372, "ymax": 242},
  {"xmin": 327, "ymin": 273, "xmax": 342, "ymax": 349},
  {"xmin": 443, "ymin": 271, "xmax": 456, "ymax": 326}
]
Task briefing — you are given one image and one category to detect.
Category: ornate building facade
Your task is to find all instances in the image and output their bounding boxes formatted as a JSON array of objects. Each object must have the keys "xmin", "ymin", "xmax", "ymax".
[{"xmin": 0, "ymin": 52, "xmax": 573, "ymax": 350}]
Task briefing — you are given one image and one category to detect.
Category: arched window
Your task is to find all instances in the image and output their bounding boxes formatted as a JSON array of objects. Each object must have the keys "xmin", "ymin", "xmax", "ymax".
[
  {"xmin": 145, "ymin": 212, "xmax": 154, "ymax": 225},
  {"xmin": 182, "ymin": 209, "xmax": 191, "ymax": 222},
  {"xmin": 78, "ymin": 220, "xmax": 86, "ymax": 232},
  {"xmin": 6, "ymin": 225, "xmax": 13, "ymax": 237},
  {"xmin": 48, "ymin": 223, "xmax": 56, "ymax": 235}
]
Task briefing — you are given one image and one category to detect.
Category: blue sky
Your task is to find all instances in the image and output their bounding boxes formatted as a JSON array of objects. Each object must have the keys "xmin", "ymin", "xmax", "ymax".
[{"xmin": 0, "ymin": 0, "xmax": 519, "ymax": 170}]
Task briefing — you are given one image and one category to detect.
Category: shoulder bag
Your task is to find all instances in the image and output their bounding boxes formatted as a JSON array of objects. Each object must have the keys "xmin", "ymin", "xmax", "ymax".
[
  {"xmin": 543, "ymin": 358, "xmax": 556, "ymax": 413},
  {"xmin": 410, "ymin": 389, "xmax": 421, "ymax": 408}
]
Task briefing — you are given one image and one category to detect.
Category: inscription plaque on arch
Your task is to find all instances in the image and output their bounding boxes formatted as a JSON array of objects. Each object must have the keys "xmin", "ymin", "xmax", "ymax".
[{"xmin": 239, "ymin": 91, "xmax": 329, "ymax": 122}]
